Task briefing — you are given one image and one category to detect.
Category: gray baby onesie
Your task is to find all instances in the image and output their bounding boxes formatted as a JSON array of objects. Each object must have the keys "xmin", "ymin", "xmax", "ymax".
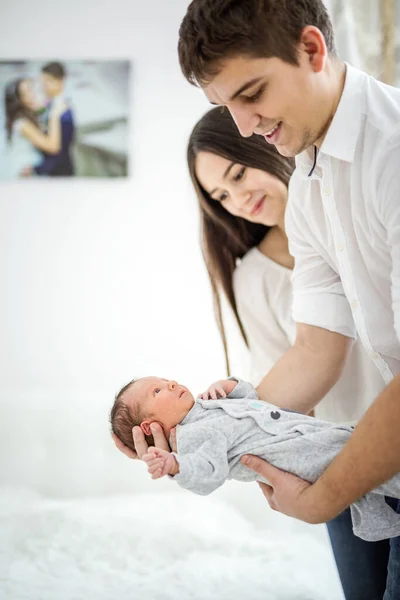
[{"xmin": 171, "ymin": 379, "xmax": 400, "ymax": 541}]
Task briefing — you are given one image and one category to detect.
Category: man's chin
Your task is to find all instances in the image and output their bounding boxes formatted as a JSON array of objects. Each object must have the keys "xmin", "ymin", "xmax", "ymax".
[
  {"xmin": 274, "ymin": 143, "xmax": 296, "ymax": 158},
  {"xmin": 275, "ymin": 139, "xmax": 313, "ymax": 158}
]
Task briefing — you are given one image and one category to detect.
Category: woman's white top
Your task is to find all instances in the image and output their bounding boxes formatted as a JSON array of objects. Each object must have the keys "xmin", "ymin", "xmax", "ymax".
[
  {"xmin": 0, "ymin": 119, "xmax": 41, "ymax": 180},
  {"xmin": 233, "ymin": 247, "xmax": 385, "ymax": 423}
]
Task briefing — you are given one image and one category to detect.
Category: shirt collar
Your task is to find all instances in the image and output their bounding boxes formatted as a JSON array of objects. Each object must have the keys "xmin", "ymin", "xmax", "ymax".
[
  {"xmin": 179, "ymin": 400, "xmax": 201, "ymax": 426},
  {"xmin": 296, "ymin": 63, "xmax": 367, "ymax": 176},
  {"xmin": 319, "ymin": 63, "xmax": 366, "ymax": 162}
]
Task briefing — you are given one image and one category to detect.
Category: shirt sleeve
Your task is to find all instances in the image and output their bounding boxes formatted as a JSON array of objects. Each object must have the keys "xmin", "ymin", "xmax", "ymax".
[
  {"xmin": 171, "ymin": 427, "xmax": 229, "ymax": 495},
  {"xmin": 376, "ymin": 132, "xmax": 400, "ymax": 344},
  {"xmin": 226, "ymin": 377, "xmax": 258, "ymax": 400},
  {"xmin": 285, "ymin": 192, "xmax": 356, "ymax": 339}
]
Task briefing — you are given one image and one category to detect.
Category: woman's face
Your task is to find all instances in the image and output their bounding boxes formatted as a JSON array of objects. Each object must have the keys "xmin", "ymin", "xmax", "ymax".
[
  {"xmin": 195, "ymin": 151, "xmax": 288, "ymax": 227},
  {"xmin": 18, "ymin": 79, "xmax": 37, "ymax": 110}
]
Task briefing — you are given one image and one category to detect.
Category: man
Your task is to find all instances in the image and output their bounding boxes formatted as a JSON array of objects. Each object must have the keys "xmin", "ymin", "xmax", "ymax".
[
  {"xmin": 34, "ymin": 61, "xmax": 75, "ymax": 176},
  {"xmin": 176, "ymin": 1, "xmax": 400, "ymax": 599}
]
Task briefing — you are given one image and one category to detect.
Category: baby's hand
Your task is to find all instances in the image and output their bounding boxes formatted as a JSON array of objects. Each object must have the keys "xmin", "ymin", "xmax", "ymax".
[
  {"xmin": 199, "ymin": 379, "xmax": 237, "ymax": 400},
  {"xmin": 142, "ymin": 447, "xmax": 179, "ymax": 479}
]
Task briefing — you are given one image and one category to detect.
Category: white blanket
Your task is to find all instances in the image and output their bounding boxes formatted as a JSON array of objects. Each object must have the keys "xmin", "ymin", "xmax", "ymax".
[{"xmin": 0, "ymin": 486, "xmax": 343, "ymax": 600}]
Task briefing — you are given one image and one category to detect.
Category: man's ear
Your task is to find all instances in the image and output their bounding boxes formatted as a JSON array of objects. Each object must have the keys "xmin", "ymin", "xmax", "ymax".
[
  {"xmin": 300, "ymin": 25, "xmax": 327, "ymax": 73},
  {"xmin": 140, "ymin": 420, "xmax": 152, "ymax": 436}
]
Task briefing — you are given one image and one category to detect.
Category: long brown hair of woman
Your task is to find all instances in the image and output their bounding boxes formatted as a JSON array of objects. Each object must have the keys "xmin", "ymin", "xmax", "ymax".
[
  {"xmin": 4, "ymin": 78, "xmax": 38, "ymax": 142},
  {"xmin": 187, "ymin": 107, "xmax": 295, "ymax": 375}
]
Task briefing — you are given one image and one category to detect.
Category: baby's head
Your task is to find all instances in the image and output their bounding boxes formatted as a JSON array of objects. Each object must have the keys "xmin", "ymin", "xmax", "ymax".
[{"xmin": 110, "ymin": 376, "xmax": 195, "ymax": 453}]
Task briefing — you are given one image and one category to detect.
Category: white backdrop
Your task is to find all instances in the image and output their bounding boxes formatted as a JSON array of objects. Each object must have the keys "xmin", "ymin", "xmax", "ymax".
[
  {"xmin": 0, "ymin": 0, "xmax": 252, "ymax": 497},
  {"xmin": 0, "ymin": 0, "xmax": 378, "ymax": 500}
]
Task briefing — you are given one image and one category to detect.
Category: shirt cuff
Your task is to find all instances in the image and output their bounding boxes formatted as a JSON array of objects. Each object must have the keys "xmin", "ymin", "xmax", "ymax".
[
  {"xmin": 168, "ymin": 452, "xmax": 193, "ymax": 485},
  {"xmin": 227, "ymin": 378, "xmax": 257, "ymax": 399},
  {"xmin": 292, "ymin": 292, "xmax": 356, "ymax": 339}
]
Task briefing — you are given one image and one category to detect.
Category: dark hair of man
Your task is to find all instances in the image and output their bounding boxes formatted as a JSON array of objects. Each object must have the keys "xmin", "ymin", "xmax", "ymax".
[
  {"xmin": 178, "ymin": 0, "xmax": 336, "ymax": 86},
  {"xmin": 41, "ymin": 61, "xmax": 66, "ymax": 80},
  {"xmin": 4, "ymin": 78, "xmax": 39, "ymax": 142},
  {"xmin": 110, "ymin": 379, "xmax": 155, "ymax": 453},
  {"xmin": 187, "ymin": 107, "xmax": 295, "ymax": 373}
]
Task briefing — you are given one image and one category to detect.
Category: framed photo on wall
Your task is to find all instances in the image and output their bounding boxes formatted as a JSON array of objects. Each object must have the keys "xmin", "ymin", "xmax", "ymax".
[{"xmin": 0, "ymin": 59, "xmax": 131, "ymax": 180}]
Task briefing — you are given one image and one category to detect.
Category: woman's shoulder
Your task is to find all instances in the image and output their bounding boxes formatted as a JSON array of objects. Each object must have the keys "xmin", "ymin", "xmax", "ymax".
[
  {"xmin": 234, "ymin": 248, "xmax": 264, "ymax": 282},
  {"xmin": 13, "ymin": 118, "xmax": 27, "ymax": 133},
  {"xmin": 233, "ymin": 246, "xmax": 293, "ymax": 311},
  {"xmin": 234, "ymin": 247, "xmax": 291, "ymax": 282},
  {"xmin": 13, "ymin": 117, "xmax": 38, "ymax": 138},
  {"xmin": 235, "ymin": 246, "xmax": 269, "ymax": 269}
]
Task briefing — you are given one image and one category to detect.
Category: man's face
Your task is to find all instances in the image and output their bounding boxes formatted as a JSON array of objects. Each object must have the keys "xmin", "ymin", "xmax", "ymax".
[
  {"xmin": 41, "ymin": 73, "xmax": 63, "ymax": 98},
  {"xmin": 203, "ymin": 51, "xmax": 328, "ymax": 157}
]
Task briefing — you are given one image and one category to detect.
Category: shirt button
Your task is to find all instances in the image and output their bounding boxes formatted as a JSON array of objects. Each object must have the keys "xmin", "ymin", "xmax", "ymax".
[
  {"xmin": 322, "ymin": 186, "xmax": 332, "ymax": 196},
  {"xmin": 350, "ymin": 299, "xmax": 359, "ymax": 310},
  {"xmin": 337, "ymin": 244, "xmax": 345, "ymax": 252},
  {"xmin": 371, "ymin": 351, "xmax": 380, "ymax": 360}
]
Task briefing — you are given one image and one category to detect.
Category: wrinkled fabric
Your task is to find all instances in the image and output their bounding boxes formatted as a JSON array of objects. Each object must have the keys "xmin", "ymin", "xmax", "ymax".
[{"xmin": 172, "ymin": 379, "xmax": 400, "ymax": 541}]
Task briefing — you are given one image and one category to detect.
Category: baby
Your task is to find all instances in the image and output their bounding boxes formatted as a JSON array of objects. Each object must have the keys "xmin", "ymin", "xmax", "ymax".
[{"xmin": 110, "ymin": 375, "xmax": 400, "ymax": 542}]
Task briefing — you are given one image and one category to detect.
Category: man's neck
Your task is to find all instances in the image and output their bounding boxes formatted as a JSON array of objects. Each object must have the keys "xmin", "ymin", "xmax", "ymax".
[{"xmin": 49, "ymin": 92, "xmax": 64, "ymax": 102}]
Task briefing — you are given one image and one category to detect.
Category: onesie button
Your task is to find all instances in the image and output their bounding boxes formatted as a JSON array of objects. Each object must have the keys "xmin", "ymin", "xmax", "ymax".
[{"xmin": 270, "ymin": 411, "xmax": 281, "ymax": 420}]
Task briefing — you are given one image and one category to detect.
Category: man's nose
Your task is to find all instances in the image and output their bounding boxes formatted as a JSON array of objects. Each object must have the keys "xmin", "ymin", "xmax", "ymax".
[
  {"xmin": 228, "ymin": 106, "xmax": 259, "ymax": 138},
  {"xmin": 168, "ymin": 380, "xmax": 177, "ymax": 391}
]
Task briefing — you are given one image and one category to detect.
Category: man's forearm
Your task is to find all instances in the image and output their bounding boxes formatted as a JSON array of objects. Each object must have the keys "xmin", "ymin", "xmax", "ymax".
[
  {"xmin": 256, "ymin": 327, "xmax": 352, "ymax": 414},
  {"xmin": 306, "ymin": 373, "xmax": 400, "ymax": 522}
]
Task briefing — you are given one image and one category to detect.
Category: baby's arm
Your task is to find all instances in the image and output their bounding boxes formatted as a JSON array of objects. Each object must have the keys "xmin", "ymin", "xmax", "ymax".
[
  {"xmin": 199, "ymin": 377, "xmax": 259, "ymax": 401},
  {"xmin": 171, "ymin": 428, "xmax": 230, "ymax": 495},
  {"xmin": 144, "ymin": 426, "xmax": 230, "ymax": 495},
  {"xmin": 199, "ymin": 378, "xmax": 238, "ymax": 400},
  {"xmin": 142, "ymin": 447, "xmax": 179, "ymax": 479}
]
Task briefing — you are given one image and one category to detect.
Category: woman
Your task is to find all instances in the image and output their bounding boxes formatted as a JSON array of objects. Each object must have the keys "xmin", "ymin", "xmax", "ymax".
[
  {"xmin": 114, "ymin": 107, "xmax": 390, "ymax": 599},
  {"xmin": 3, "ymin": 77, "xmax": 65, "ymax": 179}
]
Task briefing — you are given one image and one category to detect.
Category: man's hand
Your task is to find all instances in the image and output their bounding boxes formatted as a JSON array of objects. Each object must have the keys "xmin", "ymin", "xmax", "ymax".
[
  {"xmin": 112, "ymin": 432, "xmax": 137, "ymax": 459},
  {"xmin": 142, "ymin": 447, "xmax": 179, "ymax": 479},
  {"xmin": 50, "ymin": 99, "xmax": 67, "ymax": 119},
  {"xmin": 111, "ymin": 424, "xmax": 177, "ymax": 459},
  {"xmin": 199, "ymin": 379, "xmax": 237, "ymax": 400},
  {"xmin": 240, "ymin": 454, "xmax": 335, "ymax": 524}
]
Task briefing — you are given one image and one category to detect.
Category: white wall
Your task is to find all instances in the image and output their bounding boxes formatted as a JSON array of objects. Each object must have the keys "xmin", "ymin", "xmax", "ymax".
[
  {"xmin": 0, "ymin": 0, "xmax": 381, "ymax": 512},
  {"xmin": 0, "ymin": 0, "xmax": 249, "ymax": 497}
]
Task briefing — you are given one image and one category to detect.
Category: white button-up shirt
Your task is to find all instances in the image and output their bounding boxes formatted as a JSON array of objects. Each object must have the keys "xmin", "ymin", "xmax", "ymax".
[{"xmin": 286, "ymin": 63, "xmax": 400, "ymax": 385}]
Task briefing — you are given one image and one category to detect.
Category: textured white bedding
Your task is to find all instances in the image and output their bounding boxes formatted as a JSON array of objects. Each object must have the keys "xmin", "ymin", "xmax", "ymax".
[{"xmin": 0, "ymin": 486, "xmax": 343, "ymax": 600}]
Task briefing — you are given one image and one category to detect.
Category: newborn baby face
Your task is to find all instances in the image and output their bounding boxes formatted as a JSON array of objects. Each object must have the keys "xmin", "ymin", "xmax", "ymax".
[{"xmin": 126, "ymin": 377, "xmax": 195, "ymax": 436}]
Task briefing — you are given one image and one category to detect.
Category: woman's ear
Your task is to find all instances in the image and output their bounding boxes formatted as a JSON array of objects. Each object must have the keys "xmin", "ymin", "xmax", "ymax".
[{"xmin": 140, "ymin": 420, "xmax": 152, "ymax": 436}]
